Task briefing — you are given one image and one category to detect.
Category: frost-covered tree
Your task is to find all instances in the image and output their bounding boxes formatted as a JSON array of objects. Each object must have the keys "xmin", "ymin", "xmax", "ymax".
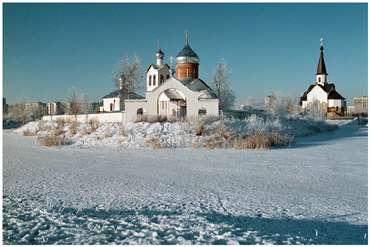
[
  {"xmin": 113, "ymin": 55, "xmax": 143, "ymax": 98},
  {"xmin": 212, "ymin": 60, "xmax": 236, "ymax": 112},
  {"xmin": 305, "ymin": 100, "xmax": 327, "ymax": 119}
]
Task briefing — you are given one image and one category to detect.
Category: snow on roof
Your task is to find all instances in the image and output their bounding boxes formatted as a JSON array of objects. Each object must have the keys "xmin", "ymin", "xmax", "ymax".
[{"xmin": 103, "ymin": 89, "xmax": 144, "ymax": 99}]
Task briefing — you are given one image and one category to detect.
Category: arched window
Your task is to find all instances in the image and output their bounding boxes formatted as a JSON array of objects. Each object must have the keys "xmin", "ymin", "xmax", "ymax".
[
  {"xmin": 318, "ymin": 77, "xmax": 321, "ymax": 82},
  {"xmin": 160, "ymin": 75, "xmax": 164, "ymax": 84},
  {"xmin": 198, "ymin": 108, "xmax": 207, "ymax": 116},
  {"xmin": 149, "ymin": 75, "xmax": 152, "ymax": 86},
  {"xmin": 153, "ymin": 75, "xmax": 156, "ymax": 86},
  {"xmin": 110, "ymin": 103, "xmax": 113, "ymax": 112},
  {"xmin": 137, "ymin": 108, "xmax": 143, "ymax": 116}
]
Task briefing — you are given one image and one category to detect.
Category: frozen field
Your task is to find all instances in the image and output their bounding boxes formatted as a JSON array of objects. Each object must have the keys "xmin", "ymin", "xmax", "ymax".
[{"xmin": 3, "ymin": 120, "xmax": 368, "ymax": 244}]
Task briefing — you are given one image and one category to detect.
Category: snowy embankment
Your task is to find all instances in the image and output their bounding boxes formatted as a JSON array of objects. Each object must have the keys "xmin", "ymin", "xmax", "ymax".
[
  {"xmin": 3, "ymin": 120, "xmax": 368, "ymax": 244},
  {"xmin": 15, "ymin": 114, "xmax": 338, "ymax": 149}
]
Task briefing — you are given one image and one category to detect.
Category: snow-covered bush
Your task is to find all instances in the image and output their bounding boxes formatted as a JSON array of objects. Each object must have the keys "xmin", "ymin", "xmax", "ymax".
[
  {"xmin": 16, "ymin": 111, "xmax": 339, "ymax": 149},
  {"xmin": 22, "ymin": 129, "xmax": 36, "ymax": 136},
  {"xmin": 38, "ymin": 135, "xmax": 72, "ymax": 147},
  {"xmin": 88, "ymin": 118, "xmax": 99, "ymax": 133},
  {"xmin": 69, "ymin": 121, "xmax": 79, "ymax": 136}
]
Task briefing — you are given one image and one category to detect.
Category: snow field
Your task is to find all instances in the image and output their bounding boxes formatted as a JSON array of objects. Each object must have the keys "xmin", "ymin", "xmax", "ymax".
[{"xmin": 3, "ymin": 120, "xmax": 368, "ymax": 244}]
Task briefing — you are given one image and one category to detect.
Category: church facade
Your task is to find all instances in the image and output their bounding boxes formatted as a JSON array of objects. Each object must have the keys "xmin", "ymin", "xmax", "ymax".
[
  {"xmin": 117, "ymin": 36, "xmax": 219, "ymax": 123},
  {"xmin": 300, "ymin": 41, "xmax": 346, "ymax": 117}
]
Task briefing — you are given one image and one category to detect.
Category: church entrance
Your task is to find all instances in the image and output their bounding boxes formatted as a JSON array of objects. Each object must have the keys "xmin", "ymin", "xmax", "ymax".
[{"xmin": 158, "ymin": 89, "xmax": 186, "ymax": 118}]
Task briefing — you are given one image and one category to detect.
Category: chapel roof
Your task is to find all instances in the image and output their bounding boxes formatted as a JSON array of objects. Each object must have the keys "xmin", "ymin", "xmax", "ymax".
[
  {"xmin": 316, "ymin": 42, "xmax": 328, "ymax": 75},
  {"xmin": 103, "ymin": 88, "xmax": 144, "ymax": 99}
]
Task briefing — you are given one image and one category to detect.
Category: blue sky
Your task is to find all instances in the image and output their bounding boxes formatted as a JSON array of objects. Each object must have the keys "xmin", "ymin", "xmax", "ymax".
[{"xmin": 3, "ymin": 3, "xmax": 368, "ymax": 105}]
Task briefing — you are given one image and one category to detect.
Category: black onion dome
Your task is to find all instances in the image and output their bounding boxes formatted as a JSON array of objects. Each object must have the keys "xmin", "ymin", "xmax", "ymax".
[{"xmin": 176, "ymin": 44, "xmax": 199, "ymax": 58}]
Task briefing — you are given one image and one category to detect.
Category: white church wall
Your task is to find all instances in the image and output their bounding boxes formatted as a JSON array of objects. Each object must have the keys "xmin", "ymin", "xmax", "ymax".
[
  {"xmin": 328, "ymin": 99, "xmax": 344, "ymax": 108},
  {"xmin": 307, "ymin": 85, "xmax": 328, "ymax": 104},
  {"xmin": 124, "ymin": 99, "xmax": 148, "ymax": 123},
  {"xmin": 129, "ymin": 77, "xmax": 219, "ymax": 119},
  {"xmin": 103, "ymin": 97, "xmax": 120, "ymax": 112},
  {"xmin": 301, "ymin": 101, "xmax": 309, "ymax": 109},
  {"xmin": 42, "ymin": 112, "xmax": 125, "ymax": 123},
  {"xmin": 197, "ymin": 99, "xmax": 219, "ymax": 116}
]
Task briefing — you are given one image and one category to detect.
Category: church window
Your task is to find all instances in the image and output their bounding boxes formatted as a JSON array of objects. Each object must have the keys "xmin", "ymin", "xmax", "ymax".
[
  {"xmin": 198, "ymin": 108, "xmax": 207, "ymax": 116},
  {"xmin": 318, "ymin": 77, "xmax": 321, "ymax": 82},
  {"xmin": 167, "ymin": 75, "xmax": 170, "ymax": 79},
  {"xmin": 137, "ymin": 108, "xmax": 143, "ymax": 116},
  {"xmin": 149, "ymin": 75, "xmax": 152, "ymax": 86},
  {"xmin": 160, "ymin": 75, "xmax": 164, "ymax": 84},
  {"xmin": 153, "ymin": 75, "xmax": 156, "ymax": 86}
]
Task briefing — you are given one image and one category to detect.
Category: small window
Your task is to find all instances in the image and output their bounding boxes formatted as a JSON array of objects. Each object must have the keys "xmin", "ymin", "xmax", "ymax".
[
  {"xmin": 137, "ymin": 108, "xmax": 143, "ymax": 116},
  {"xmin": 149, "ymin": 75, "xmax": 152, "ymax": 86},
  {"xmin": 318, "ymin": 77, "xmax": 321, "ymax": 82},
  {"xmin": 153, "ymin": 75, "xmax": 156, "ymax": 86},
  {"xmin": 160, "ymin": 75, "xmax": 164, "ymax": 84},
  {"xmin": 198, "ymin": 108, "xmax": 207, "ymax": 116},
  {"xmin": 167, "ymin": 75, "xmax": 170, "ymax": 79}
]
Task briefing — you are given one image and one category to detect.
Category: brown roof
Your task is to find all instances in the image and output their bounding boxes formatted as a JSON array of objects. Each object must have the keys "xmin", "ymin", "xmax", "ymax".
[{"xmin": 328, "ymin": 90, "xmax": 345, "ymax": 100}]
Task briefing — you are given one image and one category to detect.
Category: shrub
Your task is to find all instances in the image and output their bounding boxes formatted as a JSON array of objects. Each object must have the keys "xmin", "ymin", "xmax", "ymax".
[
  {"xmin": 88, "ymin": 118, "xmax": 99, "ymax": 133},
  {"xmin": 196, "ymin": 125, "xmax": 205, "ymax": 136},
  {"xmin": 23, "ymin": 129, "xmax": 35, "ymax": 136},
  {"xmin": 69, "ymin": 121, "xmax": 79, "ymax": 136},
  {"xmin": 104, "ymin": 125, "xmax": 112, "ymax": 138},
  {"xmin": 56, "ymin": 118, "xmax": 65, "ymax": 129},
  {"xmin": 233, "ymin": 132, "xmax": 292, "ymax": 149},
  {"xmin": 135, "ymin": 115, "xmax": 167, "ymax": 123},
  {"xmin": 37, "ymin": 120, "xmax": 51, "ymax": 132},
  {"xmin": 38, "ymin": 135, "xmax": 72, "ymax": 147},
  {"xmin": 146, "ymin": 137, "xmax": 162, "ymax": 149},
  {"xmin": 203, "ymin": 125, "xmax": 235, "ymax": 149}
]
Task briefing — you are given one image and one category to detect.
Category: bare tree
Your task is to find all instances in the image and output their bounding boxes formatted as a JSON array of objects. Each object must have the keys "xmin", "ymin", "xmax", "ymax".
[
  {"xmin": 80, "ymin": 94, "xmax": 92, "ymax": 122},
  {"xmin": 212, "ymin": 60, "xmax": 236, "ymax": 112},
  {"xmin": 66, "ymin": 88, "xmax": 84, "ymax": 121},
  {"xmin": 113, "ymin": 55, "xmax": 143, "ymax": 99}
]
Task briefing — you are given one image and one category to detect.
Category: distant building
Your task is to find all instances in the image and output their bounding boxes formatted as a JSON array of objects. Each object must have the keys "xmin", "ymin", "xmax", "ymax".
[
  {"xmin": 353, "ymin": 96, "xmax": 368, "ymax": 115},
  {"xmin": 3, "ymin": 97, "xmax": 8, "ymax": 115},
  {"xmin": 24, "ymin": 102, "xmax": 47, "ymax": 120},
  {"xmin": 47, "ymin": 101, "xmax": 65, "ymax": 115},
  {"xmin": 300, "ymin": 39, "xmax": 346, "ymax": 117}
]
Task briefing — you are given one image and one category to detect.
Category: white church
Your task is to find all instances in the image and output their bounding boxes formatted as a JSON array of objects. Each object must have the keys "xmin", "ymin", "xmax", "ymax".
[
  {"xmin": 101, "ymin": 34, "xmax": 219, "ymax": 122},
  {"xmin": 300, "ymin": 40, "xmax": 346, "ymax": 117}
]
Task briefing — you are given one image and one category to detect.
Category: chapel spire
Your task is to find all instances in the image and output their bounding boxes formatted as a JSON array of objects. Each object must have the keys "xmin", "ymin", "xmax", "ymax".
[
  {"xmin": 316, "ymin": 38, "xmax": 328, "ymax": 85},
  {"xmin": 316, "ymin": 38, "xmax": 328, "ymax": 75}
]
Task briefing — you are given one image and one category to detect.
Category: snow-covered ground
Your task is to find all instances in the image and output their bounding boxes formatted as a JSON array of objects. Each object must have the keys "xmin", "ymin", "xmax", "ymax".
[{"xmin": 3, "ymin": 120, "xmax": 368, "ymax": 244}]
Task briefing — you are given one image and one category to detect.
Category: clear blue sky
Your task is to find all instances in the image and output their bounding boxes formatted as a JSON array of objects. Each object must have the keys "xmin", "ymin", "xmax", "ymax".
[{"xmin": 4, "ymin": 3, "xmax": 368, "ymax": 105}]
